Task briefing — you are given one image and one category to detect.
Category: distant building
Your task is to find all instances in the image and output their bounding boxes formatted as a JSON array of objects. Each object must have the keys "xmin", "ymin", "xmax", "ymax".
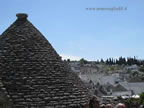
[
  {"xmin": 120, "ymin": 82, "xmax": 144, "ymax": 95},
  {"xmin": 111, "ymin": 84, "xmax": 131, "ymax": 96}
]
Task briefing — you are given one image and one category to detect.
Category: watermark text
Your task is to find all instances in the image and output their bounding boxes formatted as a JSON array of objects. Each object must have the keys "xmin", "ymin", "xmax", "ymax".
[{"xmin": 86, "ymin": 7, "xmax": 127, "ymax": 11}]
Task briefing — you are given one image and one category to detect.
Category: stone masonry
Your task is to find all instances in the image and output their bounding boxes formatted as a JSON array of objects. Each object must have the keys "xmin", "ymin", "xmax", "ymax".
[{"xmin": 0, "ymin": 13, "xmax": 90, "ymax": 108}]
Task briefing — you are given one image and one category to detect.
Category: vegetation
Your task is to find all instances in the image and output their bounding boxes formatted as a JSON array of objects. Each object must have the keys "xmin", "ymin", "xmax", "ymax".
[
  {"xmin": 139, "ymin": 92, "xmax": 144, "ymax": 104},
  {"xmin": 124, "ymin": 92, "xmax": 144, "ymax": 108},
  {"xmin": 105, "ymin": 56, "xmax": 143, "ymax": 65},
  {"xmin": 79, "ymin": 56, "xmax": 143, "ymax": 66},
  {"xmin": 125, "ymin": 97, "xmax": 139, "ymax": 108},
  {"xmin": 139, "ymin": 66, "xmax": 144, "ymax": 72},
  {"xmin": 79, "ymin": 58, "xmax": 88, "ymax": 65}
]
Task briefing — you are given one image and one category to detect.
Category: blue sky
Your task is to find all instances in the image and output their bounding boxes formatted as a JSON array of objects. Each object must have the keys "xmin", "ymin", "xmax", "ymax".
[{"xmin": 0, "ymin": 0, "xmax": 144, "ymax": 61}]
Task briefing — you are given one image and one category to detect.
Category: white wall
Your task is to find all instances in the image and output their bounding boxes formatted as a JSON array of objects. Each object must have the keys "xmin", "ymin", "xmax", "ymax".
[{"xmin": 112, "ymin": 91, "xmax": 131, "ymax": 96}]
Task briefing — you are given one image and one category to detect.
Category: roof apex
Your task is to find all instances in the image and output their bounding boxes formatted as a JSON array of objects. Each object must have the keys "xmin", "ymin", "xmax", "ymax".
[{"xmin": 16, "ymin": 13, "xmax": 28, "ymax": 19}]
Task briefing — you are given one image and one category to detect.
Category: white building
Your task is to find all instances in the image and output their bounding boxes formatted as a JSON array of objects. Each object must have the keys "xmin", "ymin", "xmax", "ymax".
[{"xmin": 120, "ymin": 82, "xmax": 144, "ymax": 95}]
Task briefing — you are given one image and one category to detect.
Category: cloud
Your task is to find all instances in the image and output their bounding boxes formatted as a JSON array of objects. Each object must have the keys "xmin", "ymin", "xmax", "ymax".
[{"xmin": 60, "ymin": 54, "xmax": 81, "ymax": 61}]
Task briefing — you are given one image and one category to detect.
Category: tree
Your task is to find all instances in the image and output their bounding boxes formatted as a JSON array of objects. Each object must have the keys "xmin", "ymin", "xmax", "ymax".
[
  {"xmin": 139, "ymin": 92, "xmax": 144, "ymax": 104},
  {"xmin": 79, "ymin": 58, "xmax": 88, "ymax": 65},
  {"xmin": 100, "ymin": 59, "xmax": 104, "ymax": 64},
  {"xmin": 67, "ymin": 59, "xmax": 70, "ymax": 62},
  {"xmin": 139, "ymin": 66, "xmax": 144, "ymax": 72}
]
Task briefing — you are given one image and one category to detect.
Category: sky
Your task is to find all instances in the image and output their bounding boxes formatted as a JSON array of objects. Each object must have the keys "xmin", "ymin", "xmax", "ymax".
[{"xmin": 0, "ymin": 0, "xmax": 144, "ymax": 61}]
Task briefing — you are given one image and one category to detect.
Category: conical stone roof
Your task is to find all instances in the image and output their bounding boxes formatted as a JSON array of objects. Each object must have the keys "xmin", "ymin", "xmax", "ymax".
[{"xmin": 0, "ymin": 13, "xmax": 90, "ymax": 108}]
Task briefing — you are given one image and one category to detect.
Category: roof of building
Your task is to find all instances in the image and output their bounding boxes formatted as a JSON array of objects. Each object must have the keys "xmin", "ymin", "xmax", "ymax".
[
  {"xmin": 0, "ymin": 13, "xmax": 90, "ymax": 108},
  {"xmin": 113, "ymin": 84, "xmax": 127, "ymax": 92}
]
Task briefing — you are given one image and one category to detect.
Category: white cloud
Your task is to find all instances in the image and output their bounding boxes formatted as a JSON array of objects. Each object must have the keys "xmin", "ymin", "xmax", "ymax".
[{"xmin": 60, "ymin": 54, "xmax": 81, "ymax": 61}]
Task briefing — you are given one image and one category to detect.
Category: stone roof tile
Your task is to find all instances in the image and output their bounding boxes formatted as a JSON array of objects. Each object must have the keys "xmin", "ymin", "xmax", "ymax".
[{"xmin": 0, "ymin": 13, "xmax": 91, "ymax": 108}]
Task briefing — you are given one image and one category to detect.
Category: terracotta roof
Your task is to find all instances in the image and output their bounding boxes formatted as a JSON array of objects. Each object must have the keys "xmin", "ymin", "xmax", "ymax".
[{"xmin": 0, "ymin": 13, "xmax": 90, "ymax": 108}]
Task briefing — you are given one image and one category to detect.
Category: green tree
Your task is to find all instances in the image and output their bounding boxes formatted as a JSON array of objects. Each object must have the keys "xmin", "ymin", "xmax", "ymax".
[
  {"xmin": 100, "ymin": 59, "xmax": 104, "ymax": 64},
  {"xmin": 139, "ymin": 92, "xmax": 144, "ymax": 104},
  {"xmin": 139, "ymin": 66, "xmax": 144, "ymax": 72},
  {"xmin": 67, "ymin": 59, "xmax": 70, "ymax": 62},
  {"xmin": 79, "ymin": 58, "xmax": 88, "ymax": 65}
]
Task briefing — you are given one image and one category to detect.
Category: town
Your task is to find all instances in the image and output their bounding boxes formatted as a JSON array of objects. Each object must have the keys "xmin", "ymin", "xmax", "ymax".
[{"xmin": 67, "ymin": 58, "xmax": 144, "ymax": 107}]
